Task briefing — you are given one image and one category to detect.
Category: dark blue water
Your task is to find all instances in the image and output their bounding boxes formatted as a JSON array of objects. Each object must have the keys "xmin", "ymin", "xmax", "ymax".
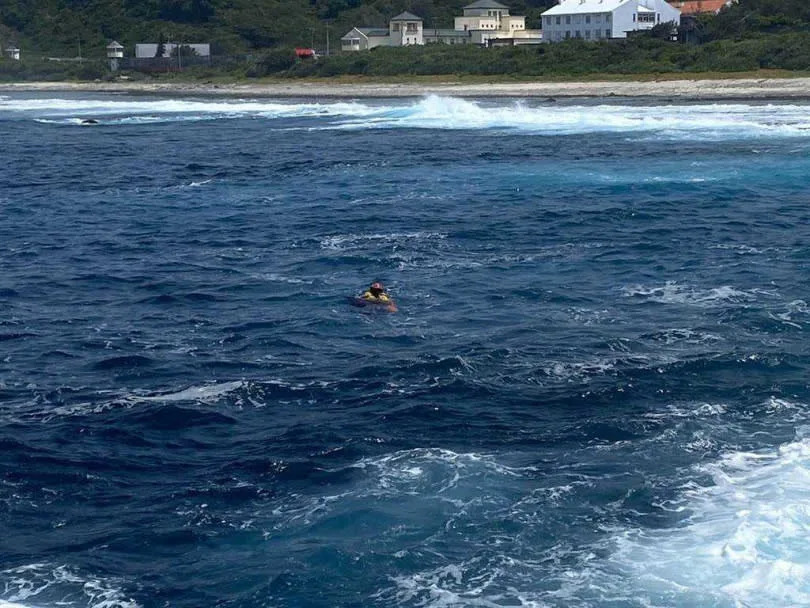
[{"xmin": 1, "ymin": 92, "xmax": 810, "ymax": 608}]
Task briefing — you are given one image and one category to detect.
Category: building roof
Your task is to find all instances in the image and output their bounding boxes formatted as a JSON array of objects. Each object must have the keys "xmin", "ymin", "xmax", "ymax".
[
  {"xmin": 668, "ymin": 0, "xmax": 729, "ymax": 14},
  {"xmin": 542, "ymin": 0, "xmax": 632, "ymax": 15},
  {"xmin": 464, "ymin": 0, "xmax": 509, "ymax": 9},
  {"xmin": 107, "ymin": 41, "xmax": 124, "ymax": 49},
  {"xmin": 390, "ymin": 11, "xmax": 422, "ymax": 21},
  {"xmin": 342, "ymin": 28, "xmax": 364, "ymax": 40},
  {"xmin": 357, "ymin": 27, "xmax": 390, "ymax": 37}
]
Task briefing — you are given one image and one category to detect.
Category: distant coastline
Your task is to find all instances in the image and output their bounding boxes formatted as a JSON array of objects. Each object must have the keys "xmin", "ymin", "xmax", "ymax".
[{"xmin": 5, "ymin": 76, "xmax": 810, "ymax": 99}]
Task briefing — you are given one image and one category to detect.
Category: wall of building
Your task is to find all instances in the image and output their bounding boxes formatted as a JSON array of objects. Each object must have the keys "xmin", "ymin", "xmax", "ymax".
[
  {"xmin": 391, "ymin": 20, "xmax": 423, "ymax": 45},
  {"xmin": 502, "ymin": 16, "xmax": 526, "ymax": 32},
  {"xmin": 654, "ymin": 0, "xmax": 682, "ymax": 25},
  {"xmin": 612, "ymin": 1, "xmax": 638, "ymax": 37},
  {"xmin": 463, "ymin": 7, "xmax": 507, "ymax": 19},
  {"xmin": 341, "ymin": 39, "xmax": 360, "ymax": 51},
  {"xmin": 341, "ymin": 32, "xmax": 366, "ymax": 51},
  {"xmin": 455, "ymin": 16, "xmax": 500, "ymax": 32},
  {"xmin": 542, "ymin": 11, "xmax": 614, "ymax": 41},
  {"xmin": 366, "ymin": 36, "xmax": 392, "ymax": 50}
]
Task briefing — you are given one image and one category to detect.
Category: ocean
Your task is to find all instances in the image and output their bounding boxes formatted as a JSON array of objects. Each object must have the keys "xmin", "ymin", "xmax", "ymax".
[{"xmin": 1, "ymin": 91, "xmax": 809, "ymax": 608}]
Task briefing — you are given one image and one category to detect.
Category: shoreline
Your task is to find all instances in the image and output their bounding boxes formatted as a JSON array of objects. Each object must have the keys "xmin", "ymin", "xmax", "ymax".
[{"xmin": 5, "ymin": 77, "xmax": 810, "ymax": 99}]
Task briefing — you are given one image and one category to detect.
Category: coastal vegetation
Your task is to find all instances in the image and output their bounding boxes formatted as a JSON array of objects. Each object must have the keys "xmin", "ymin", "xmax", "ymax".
[{"xmin": 2, "ymin": 0, "xmax": 810, "ymax": 80}]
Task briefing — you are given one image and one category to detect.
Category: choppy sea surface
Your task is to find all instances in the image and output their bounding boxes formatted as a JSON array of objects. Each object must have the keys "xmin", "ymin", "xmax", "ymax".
[{"xmin": 1, "ymin": 92, "xmax": 810, "ymax": 608}]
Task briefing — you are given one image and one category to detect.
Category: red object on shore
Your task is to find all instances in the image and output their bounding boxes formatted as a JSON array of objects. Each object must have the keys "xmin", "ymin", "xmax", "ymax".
[{"xmin": 295, "ymin": 48, "xmax": 316, "ymax": 59}]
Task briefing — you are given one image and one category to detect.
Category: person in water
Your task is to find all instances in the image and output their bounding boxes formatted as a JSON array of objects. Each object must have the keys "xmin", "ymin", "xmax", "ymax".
[{"xmin": 361, "ymin": 282, "xmax": 397, "ymax": 312}]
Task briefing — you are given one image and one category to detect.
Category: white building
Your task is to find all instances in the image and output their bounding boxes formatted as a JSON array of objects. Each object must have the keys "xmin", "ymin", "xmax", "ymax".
[
  {"xmin": 456, "ymin": 0, "xmax": 542, "ymax": 45},
  {"xmin": 5, "ymin": 46, "xmax": 20, "ymax": 61},
  {"xmin": 541, "ymin": 0, "xmax": 680, "ymax": 42},
  {"xmin": 390, "ymin": 11, "xmax": 424, "ymax": 46},
  {"xmin": 340, "ymin": 27, "xmax": 390, "ymax": 52},
  {"xmin": 135, "ymin": 43, "xmax": 211, "ymax": 58},
  {"xmin": 107, "ymin": 40, "xmax": 124, "ymax": 71},
  {"xmin": 341, "ymin": 12, "xmax": 424, "ymax": 51}
]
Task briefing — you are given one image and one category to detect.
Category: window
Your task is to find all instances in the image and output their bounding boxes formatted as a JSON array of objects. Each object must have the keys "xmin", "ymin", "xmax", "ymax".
[
  {"xmin": 574, "ymin": 15, "xmax": 581, "ymax": 24},
  {"xmin": 585, "ymin": 29, "xmax": 590, "ymax": 39},
  {"xmin": 565, "ymin": 15, "xmax": 571, "ymax": 24},
  {"xmin": 406, "ymin": 23, "xmax": 418, "ymax": 32},
  {"xmin": 585, "ymin": 15, "xmax": 591, "ymax": 24},
  {"xmin": 606, "ymin": 29, "xmax": 611, "ymax": 37},
  {"xmin": 595, "ymin": 14, "xmax": 601, "ymax": 23},
  {"xmin": 565, "ymin": 30, "xmax": 571, "ymax": 38},
  {"xmin": 556, "ymin": 16, "xmax": 561, "ymax": 25},
  {"xmin": 633, "ymin": 13, "xmax": 636, "ymax": 22},
  {"xmin": 575, "ymin": 30, "xmax": 580, "ymax": 38},
  {"xmin": 393, "ymin": 23, "xmax": 400, "ymax": 31}
]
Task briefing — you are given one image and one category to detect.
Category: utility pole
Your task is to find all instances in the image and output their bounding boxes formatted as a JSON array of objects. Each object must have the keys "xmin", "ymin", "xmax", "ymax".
[
  {"xmin": 326, "ymin": 22, "xmax": 330, "ymax": 56},
  {"xmin": 78, "ymin": 37, "xmax": 82, "ymax": 61}
]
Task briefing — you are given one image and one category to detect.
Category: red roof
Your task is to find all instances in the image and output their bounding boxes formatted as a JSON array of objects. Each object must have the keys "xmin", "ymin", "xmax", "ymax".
[{"xmin": 669, "ymin": 0, "xmax": 730, "ymax": 15}]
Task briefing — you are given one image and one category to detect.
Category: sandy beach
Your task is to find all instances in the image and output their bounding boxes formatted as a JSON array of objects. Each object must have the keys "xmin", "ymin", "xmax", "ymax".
[{"xmin": 4, "ymin": 76, "xmax": 810, "ymax": 99}]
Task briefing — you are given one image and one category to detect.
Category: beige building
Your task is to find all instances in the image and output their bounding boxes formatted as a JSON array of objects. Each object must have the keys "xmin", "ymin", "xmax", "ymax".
[
  {"xmin": 456, "ymin": 0, "xmax": 542, "ymax": 45},
  {"xmin": 341, "ymin": 1, "xmax": 541, "ymax": 51}
]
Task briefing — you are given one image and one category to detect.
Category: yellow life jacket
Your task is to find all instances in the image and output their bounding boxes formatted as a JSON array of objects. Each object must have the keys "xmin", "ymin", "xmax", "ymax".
[{"xmin": 362, "ymin": 291, "xmax": 390, "ymax": 303}]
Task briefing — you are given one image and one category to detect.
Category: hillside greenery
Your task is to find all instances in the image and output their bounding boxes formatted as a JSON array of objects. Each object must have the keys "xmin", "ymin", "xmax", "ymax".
[
  {"xmin": 2, "ymin": 0, "xmax": 810, "ymax": 79},
  {"xmin": 0, "ymin": 0, "xmax": 557, "ymax": 56}
]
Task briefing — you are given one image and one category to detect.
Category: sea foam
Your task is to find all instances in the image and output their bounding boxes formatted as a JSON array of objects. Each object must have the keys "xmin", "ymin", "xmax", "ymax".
[
  {"xmin": 592, "ymin": 431, "xmax": 810, "ymax": 607},
  {"xmin": 8, "ymin": 94, "xmax": 810, "ymax": 140}
]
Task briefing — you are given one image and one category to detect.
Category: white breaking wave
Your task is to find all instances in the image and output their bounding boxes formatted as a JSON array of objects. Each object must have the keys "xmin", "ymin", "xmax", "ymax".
[
  {"xmin": 1, "ymin": 96, "xmax": 378, "ymax": 120},
  {"xmin": 7, "ymin": 94, "xmax": 810, "ymax": 138},
  {"xmin": 0, "ymin": 564, "xmax": 139, "ymax": 608},
  {"xmin": 320, "ymin": 231, "xmax": 448, "ymax": 251},
  {"xmin": 333, "ymin": 96, "xmax": 810, "ymax": 138},
  {"xmin": 352, "ymin": 447, "xmax": 522, "ymax": 496},
  {"xmin": 585, "ymin": 428, "xmax": 810, "ymax": 607},
  {"xmin": 621, "ymin": 281, "xmax": 776, "ymax": 307},
  {"xmin": 128, "ymin": 380, "xmax": 246, "ymax": 403}
]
